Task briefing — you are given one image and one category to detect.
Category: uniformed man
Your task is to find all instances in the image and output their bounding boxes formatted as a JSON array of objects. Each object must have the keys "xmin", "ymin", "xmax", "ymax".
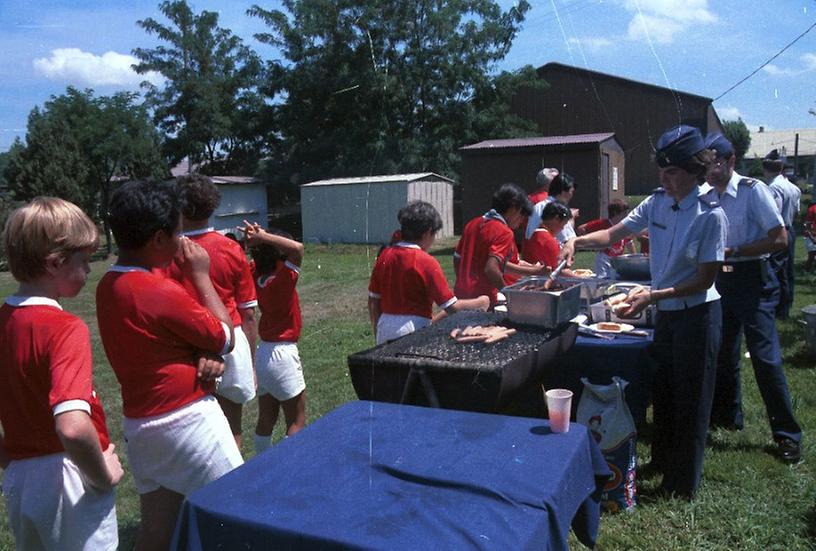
[
  {"xmin": 559, "ymin": 125, "xmax": 727, "ymax": 499},
  {"xmin": 704, "ymin": 134, "xmax": 802, "ymax": 463},
  {"xmin": 764, "ymin": 149, "xmax": 801, "ymax": 319}
]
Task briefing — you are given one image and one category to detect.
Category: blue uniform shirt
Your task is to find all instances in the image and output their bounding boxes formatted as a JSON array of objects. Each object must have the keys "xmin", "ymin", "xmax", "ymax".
[
  {"xmin": 622, "ymin": 187, "xmax": 726, "ymax": 311},
  {"xmin": 768, "ymin": 174, "xmax": 801, "ymax": 228},
  {"xmin": 703, "ymin": 170, "xmax": 784, "ymax": 259}
]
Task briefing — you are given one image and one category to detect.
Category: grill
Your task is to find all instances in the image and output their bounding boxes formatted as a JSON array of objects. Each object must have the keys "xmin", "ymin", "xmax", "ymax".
[{"xmin": 348, "ymin": 311, "xmax": 577, "ymax": 413}]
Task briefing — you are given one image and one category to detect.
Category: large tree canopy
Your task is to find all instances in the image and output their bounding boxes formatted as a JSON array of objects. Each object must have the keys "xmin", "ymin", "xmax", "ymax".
[
  {"xmin": 3, "ymin": 87, "xmax": 167, "ymax": 253},
  {"xmin": 249, "ymin": 0, "xmax": 539, "ymax": 188},
  {"xmin": 133, "ymin": 0, "xmax": 266, "ymax": 174}
]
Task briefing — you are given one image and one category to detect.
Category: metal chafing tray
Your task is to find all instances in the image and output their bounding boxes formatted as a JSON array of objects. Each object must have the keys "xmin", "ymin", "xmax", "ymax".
[{"xmin": 502, "ymin": 277, "xmax": 582, "ymax": 328}]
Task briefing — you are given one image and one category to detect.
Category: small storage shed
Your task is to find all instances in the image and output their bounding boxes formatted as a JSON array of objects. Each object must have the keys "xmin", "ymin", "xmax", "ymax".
[
  {"xmin": 458, "ymin": 133, "xmax": 625, "ymax": 224},
  {"xmin": 300, "ymin": 173, "xmax": 454, "ymax": 244},
  {"xmin": 208, "ymin": 176, "xmax": 268, "ymax": 238}
]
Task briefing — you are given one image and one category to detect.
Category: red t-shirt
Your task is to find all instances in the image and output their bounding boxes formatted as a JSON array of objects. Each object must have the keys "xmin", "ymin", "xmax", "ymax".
[
  {"xmin": 256, "ymin": 261, "xmax": 302, "ymax": 342},
  {"xmin": 454, "ymin": 215, "xmax": 519, "ymax": 303},
  {"xmin": 96, "ymin": 267, "xmax": 229, "ymax": 418},
  {"xmin": 580, "ymin": 218, "xmax": 633, "ymax": 257},
  {"xmin": 163, "ymin": 230, "xmax": 257, "ymax": 326},
  {"xmin": 369, "ymin": 243, "xmax": 456, "ymax": 319},
  {"xmin": 528, "ymin": 190, "xmax": 549, "ymax": 204},
  {"xmin": 0, "ymin": 297, "xmax": 110, "ymax": 459},
  {"xmin": 521, "ymin": 229, "xmax": 560, "ymax": 268},
  {"xmin": 805, "ymin": 204, "xmax": 816, "ymax": 230}
]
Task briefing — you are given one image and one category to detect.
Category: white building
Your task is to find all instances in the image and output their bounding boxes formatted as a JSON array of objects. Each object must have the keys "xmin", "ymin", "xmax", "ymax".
[{"xmin": 300, "ymin": 173, "xmax": 454, "ymax": 244}]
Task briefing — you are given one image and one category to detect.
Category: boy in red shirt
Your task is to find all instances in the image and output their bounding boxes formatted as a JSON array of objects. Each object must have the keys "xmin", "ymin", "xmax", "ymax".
[
  {"xmin": 454, "ymin": 183, "xmax": 550, "ymax": 304},
  {"xmin": 97, "ymin": 180, "xmax": 242, "ymax": 550},
  {"xmin": 165, "ymin": 175, "xmax": 258, "ymax": 449},
  {"xmin": 522, "ymin": 202, "xmax": 573, "ymax": 269},
  {"xmin": 369, "ymin": 201, "xmax": 489, "ymax": 344},
  {"xmin": 241, "ymin": 223, "xmax": 307, "ymax": 451},
  {"xmin": 576, "ymin": 198, "xmax": 635, "ymax": 277},
  {"xmin": 0, "ymin": 197, "xmax": 123, "ymax": 550}
]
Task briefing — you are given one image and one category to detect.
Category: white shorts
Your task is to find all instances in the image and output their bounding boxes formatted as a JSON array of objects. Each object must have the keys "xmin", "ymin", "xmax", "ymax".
[
  {"xmin": 255, "ymin": 341, "xmax": 306, "ymax": 401},
  {"xmin": 2, "ymin": 453, "xmax": 118, "ymax": 551},
  {"xmin": 123, "ymin": 396, "xmax": 243, "ymax": 495},
  {"xmin": 376, "ymin": 313, "xmax": 431, "ymax": 345},
  {"xmin": 216, "ymin": 325, "xmax": 256, "ymax": 404}
]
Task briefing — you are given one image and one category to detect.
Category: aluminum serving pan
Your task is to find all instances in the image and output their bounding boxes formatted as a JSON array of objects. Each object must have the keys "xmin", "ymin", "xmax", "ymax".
[
  {"xmin": 557, "ymin": 275, "xmax": 613, "ymax": 302},
  {"xmin": 610, "ymin": 254, "xmax": 651, "ymax": 281},
  {"xmin": 502, "ymin": 277, "xmax": 581, "ymax": 328}
]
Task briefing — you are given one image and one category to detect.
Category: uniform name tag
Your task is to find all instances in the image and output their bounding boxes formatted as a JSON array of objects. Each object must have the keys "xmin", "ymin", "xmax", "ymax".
[{"xmin": 651, "ymin": 222, "xmax": 667, "ymax": 230}]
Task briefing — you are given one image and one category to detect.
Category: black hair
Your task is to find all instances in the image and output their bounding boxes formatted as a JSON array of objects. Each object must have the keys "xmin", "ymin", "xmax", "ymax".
[
  {"xmin": 177, "ymin": 174, "xmax": 221, "ymax": 220},
  {"xmin": 250, "ymin": 228, "xmax": 292, "ymax": 276},
  {"xmin": 492, "ymin": 183, "xmax": 533, "ymax": 216},
  {"xmin": 607, "ymin": 198, "xmax": 630, "ymax": 218},
  {"xmin": 548, "ymin": 173, "xmax": 577, "ymax": 197},
  {"xmin": 398, "ymin": 201, "xmax": 443, "ymax": 241},
  {"xmin": 541, "ymin": 201, "xmax": 572, "ymax": 221},
  {"xmin": 108, "ymin": 179, "xmax": 180, "ymax": 250},
  {"xmin": 762, "ymin": 159, "xmax": 784, "ymax": 174},
  {"xmin": 676, "ymin": 150, "xmax": 714, "ymax": 184}
]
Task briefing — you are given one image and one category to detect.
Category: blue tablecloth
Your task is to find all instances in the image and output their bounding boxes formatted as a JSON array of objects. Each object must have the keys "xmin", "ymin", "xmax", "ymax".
[
  {"xmin": 172, "ymin": 401, "xmax": 611, "ymax": 551},
  {"xmin": 543, "ymin": 330, "xmax": 656, "ymax": 423}
]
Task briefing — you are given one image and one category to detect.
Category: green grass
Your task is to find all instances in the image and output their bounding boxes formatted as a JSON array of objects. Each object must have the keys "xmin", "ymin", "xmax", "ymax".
[{"xmin": 0, "ymin": 238, "xmax": 815, "ymax": 550}]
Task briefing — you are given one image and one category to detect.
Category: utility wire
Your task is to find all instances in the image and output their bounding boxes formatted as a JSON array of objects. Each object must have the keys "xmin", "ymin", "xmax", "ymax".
[{"xmin": 715, "ymin": 19, "xmax": 816, "ymax": 101}]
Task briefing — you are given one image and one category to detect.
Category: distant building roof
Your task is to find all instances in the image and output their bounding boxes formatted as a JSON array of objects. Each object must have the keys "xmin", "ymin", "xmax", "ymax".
[
  {"xmin": 460, "ymin": 133, "xmax": 617, "ymax": 151},
  {"xmin": 301, "ymin": 172, "xmax": 453, "ymax": 187},
  {"xmin": 169, "ymin": 158, "xmax": 262, "ymax": 185},
  {"xmin": 539, "ymin": 62, "xmax": 715, "ymax": 103},
  {"xmin": 746, "ymin": 128, "xmax": 816, "ymax": 158}
]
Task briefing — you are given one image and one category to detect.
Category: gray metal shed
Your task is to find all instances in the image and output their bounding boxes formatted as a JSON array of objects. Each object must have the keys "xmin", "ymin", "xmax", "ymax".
[{"xmin": 300, "ymin": 173, "xmax": 454, "ymax": 244}]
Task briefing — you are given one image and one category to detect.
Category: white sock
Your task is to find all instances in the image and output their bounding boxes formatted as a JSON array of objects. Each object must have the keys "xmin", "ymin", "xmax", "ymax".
[{"xmin": 254, "ymin": 433, "xmax": 272, "ymax": 454}]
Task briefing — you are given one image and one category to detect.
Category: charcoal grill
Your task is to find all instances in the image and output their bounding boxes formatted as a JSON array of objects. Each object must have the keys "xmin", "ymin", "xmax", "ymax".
[{"xmin": 348, "ymin": 311, "xmax": 577, "ymax": 413}]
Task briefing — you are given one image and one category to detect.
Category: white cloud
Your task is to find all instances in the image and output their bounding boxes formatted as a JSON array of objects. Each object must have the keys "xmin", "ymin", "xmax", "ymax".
[
  {"xmin": 33, "ymin": 48, "xmax": 163, "ymax": 88},
  {"xmin": 718, "ymin": 105, "xmax": 742, "ymax": 120},
  {"xmin": 623, "ymin": 0, "xmax": 716, "ymax": 44},
  {"xmin": 567, "ymin": 37, "xmax": 613, "ymax": 51},
  {"xmin": 762, "ymin": 53, "xmax": 816, "ymax": 77}
]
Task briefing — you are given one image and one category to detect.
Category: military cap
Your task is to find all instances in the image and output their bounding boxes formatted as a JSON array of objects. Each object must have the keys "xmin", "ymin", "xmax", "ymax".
[
  {"xmin": 655, "ymin": 125, "xmax": 706, "ymax": 168},
  {"xmin": 704, "ymin": 133, "xmax": 734, "ymax": 158}
]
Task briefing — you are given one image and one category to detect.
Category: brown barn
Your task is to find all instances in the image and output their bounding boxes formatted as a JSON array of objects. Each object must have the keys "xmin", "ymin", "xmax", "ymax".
[
  {"xmin": 459, "ymin": 133, "xmax": 625, "ymax": 225},
  {"xmin": 511, "ymin": 62, "xmax": 724, "ymax": 195}
]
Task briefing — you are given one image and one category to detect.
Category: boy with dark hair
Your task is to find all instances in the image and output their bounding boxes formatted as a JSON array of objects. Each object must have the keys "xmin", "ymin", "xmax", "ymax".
[
  {"xmin": 577, "ymin": 198, "xmax": 636, "ymax": 277},
  {"xmin": 241, "ymin": 223, "xmax": 307, "ymax": 451},
  {"xmin": 369, "ymin": 201, "xmax": 489, "ymax": 344},
  {"xmin": 454, "ymin": 183, "xmax": 550, "ymax": 305},
  {"xmin": 165, "ymin": 174, "xmax": 258, "ymax": 449},
  {"xmin": 97, "ymin": 179, "xmax": 242, "ymax": 550},
  {"xmin": 522, "ymin": 201, "xmax": 572, "ymax": 270},
  {"xmin": 1, "ymin": 197, "xmax": 123, "ymax": 550}
]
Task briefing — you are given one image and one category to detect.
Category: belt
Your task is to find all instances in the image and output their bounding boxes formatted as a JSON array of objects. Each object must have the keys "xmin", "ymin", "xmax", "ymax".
[{"xmin": 721, "ymin": 259, "xmax": 763, "ymax": 273}]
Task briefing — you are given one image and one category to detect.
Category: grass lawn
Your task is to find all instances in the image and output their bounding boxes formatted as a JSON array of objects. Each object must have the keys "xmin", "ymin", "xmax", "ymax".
[{"xmin": 0, "ymin": 237, "xmax": 815, "ymax": 550}]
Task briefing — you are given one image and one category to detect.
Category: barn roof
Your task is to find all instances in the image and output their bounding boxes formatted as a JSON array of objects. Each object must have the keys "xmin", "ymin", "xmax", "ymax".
[
  {"xmin": 301, "ymin": 172, "xmax": 453, "ymax": 187},
  {"xmin": 460, "ymin": 133, "xmax": 618, "ymax": 151},
  {"xmin": 746, "ymin": 128, "xmax": 816, "ymax": 158}
]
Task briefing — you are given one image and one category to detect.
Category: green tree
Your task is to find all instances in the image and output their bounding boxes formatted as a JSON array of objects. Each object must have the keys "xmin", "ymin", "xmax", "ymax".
[
  {"xmin": 133, "ymin": 0, "xmax": 265, "ymax": 174},
  {"xmin": 3, "ymin": 87, "xmax": 167, "ymax": 254},
  {"xmin": 248, "ymin": 0, "xmax": 537, "ymax": 190},
  {"xmin": 722, "ymin": 118, "xmax": 751, "ymax": 161}
]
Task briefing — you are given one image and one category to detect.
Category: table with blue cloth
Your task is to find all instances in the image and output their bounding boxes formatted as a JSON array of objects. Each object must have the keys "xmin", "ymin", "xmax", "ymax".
[
  {"xmin": 172, "ymin": 400, "xmax": 611, "ymax": 551},
  {"xmin": 543, "ymin": 330, "xmax": 656, "ymax": 423}
]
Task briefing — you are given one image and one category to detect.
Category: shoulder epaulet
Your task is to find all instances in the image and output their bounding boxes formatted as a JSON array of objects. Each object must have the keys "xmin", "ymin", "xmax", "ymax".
[
  {"xmin": 651, "ymin": 187, "xmax": 666, "ymax": 195},
  {"xmin": 738, "ymin": 178, "xmax": 757, "ymax": 188},
  {"xmin": 698, "ymin": 196, "xmax": 719, "ymax": 209}
]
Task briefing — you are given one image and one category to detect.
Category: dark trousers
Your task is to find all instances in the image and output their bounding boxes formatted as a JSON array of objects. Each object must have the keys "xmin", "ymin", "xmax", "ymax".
[
  {"xmin": 650, "ymin": 301, "xmax": 720, "ymax": 498},
  {"xmin": 711, "ymin": 260, "xmax": 802, "ymax": 442},
  {"xmin": 770, "ymin": 227, "xmax": 796, "ymax": 319}
]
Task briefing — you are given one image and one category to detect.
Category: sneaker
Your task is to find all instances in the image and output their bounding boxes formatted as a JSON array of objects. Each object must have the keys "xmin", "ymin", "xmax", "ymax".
[{"xmin": 776, "ymin": 438, "xmax": 802, "ymax": 463}]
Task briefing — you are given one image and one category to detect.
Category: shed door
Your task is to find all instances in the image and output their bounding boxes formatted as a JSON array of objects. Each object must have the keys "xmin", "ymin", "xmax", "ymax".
[{"xmin": 601, "ymin": 153, "xmax": 610, "ymax": 213}]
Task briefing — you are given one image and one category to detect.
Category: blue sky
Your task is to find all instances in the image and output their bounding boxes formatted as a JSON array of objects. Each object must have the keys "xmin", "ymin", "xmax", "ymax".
[{"xmin": 1, "ymin": 0, "xmax": 815, "ymax": 152}]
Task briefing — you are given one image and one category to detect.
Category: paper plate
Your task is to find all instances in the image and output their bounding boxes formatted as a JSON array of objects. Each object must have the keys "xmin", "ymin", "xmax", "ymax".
[{"xmin": 588, "ymin": 322, "xmax": 634, "ymax": 334}]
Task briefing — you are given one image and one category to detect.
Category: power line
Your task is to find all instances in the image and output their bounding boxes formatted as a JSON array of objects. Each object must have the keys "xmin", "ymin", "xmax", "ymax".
[{"xmin": 715, "ymin": 19, "xmax": 816, "ymax": 101}]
